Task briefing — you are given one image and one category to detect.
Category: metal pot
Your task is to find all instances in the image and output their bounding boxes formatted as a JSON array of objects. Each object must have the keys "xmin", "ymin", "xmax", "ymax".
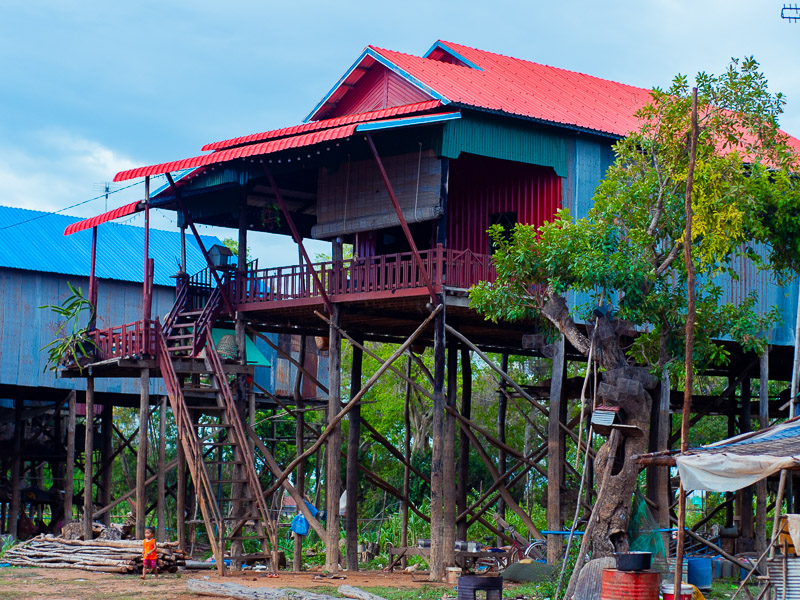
[{"xmin": 613, "ymin": 551, "xmax": 652, "ymax": 571}]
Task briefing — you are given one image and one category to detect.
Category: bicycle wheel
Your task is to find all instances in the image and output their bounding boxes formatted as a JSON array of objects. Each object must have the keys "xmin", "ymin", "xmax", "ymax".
[{"xmin": 524, "ymin": 540, "xmax": 547, "ymax": 561}]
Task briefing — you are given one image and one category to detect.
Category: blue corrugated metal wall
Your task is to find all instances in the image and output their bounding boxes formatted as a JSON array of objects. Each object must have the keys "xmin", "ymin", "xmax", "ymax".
[
  {"xmin": 0, "ymin": 270, "xmax": 174, "ymax": 396},
  {"xmin": 561, "ymin": 134, "xmax": 799, "ymax": 349}
]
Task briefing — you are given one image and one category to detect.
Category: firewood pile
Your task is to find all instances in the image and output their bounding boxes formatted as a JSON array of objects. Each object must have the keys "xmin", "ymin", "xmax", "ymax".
[{"xmin": 4, "ymin": 534, "xmax": 187, "ymax": 573}]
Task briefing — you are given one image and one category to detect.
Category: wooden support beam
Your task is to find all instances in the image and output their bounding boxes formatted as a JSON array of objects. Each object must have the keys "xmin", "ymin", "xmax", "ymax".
[
  {"xmin": 456, "ymin": 412, "xmax": 544, "ymax": 540},
  {"xmin": 93, "ymin": 459, "xmax": 178, "ymax": 519},
  {"xmin": 65, "ymin": 391, "xmax": 76, "ymax": 525},
  {"xmin": 177, "ymin": 432, "xmax": 186, "ymax": 551},
  {"xmin": 157, "ymin": 396, "xmax": 167, "ymax": 542},
  {"xmin": 247, "ymin": 327, "xmax": 329, "ymax": 395},
  {"xmin": 325, "ymin": 289, "xmax": 343, "ymax": 572},
  {"xmin": 548, "ymin": 337, "xmax": 566, "ymax": 565},
  {"xmin": 267, "ymin": 306, "xmax": 441, "ymax": 498},
  {"xmin": 360, "ymin": 419, "xmax": 429, "ymax": 483},
  {"xmin": 430, "ymin": 300, "xmax": 446, "ymax": 581},
  {"xmin": 135, "ymin": 369, "xmax": 149, "ymax": 539},
  {"xmin": 345, "ymin": 341, "xmax": 363, "ymax": 571},
  {"xmin": 263, "ymin": 167, "xmax": 333, "ymax": 313},
  {"xmin": 100, "ymin": 402, "xmax": 113, "ymax": 527},
  {"xmin": 457, "ymin": 347, "xmax": 471, "ymax": 541},
  {"xmin": 9, "ymin": 397, "xmax": 23, "ymax": 539},
  {"xmin": 756, "ymin": 349, "xmax": 769, "ymax": 555},
  {"xmin": 401, "ymin": 355, "xmax": 412, "ymax": 567},
  {"xmin": 496, "ymin": 353, "xmax": 508, "ymax": 544},
  {"xmin": 84, "ymin": 378, "xmax": 95, "ymax": 540},
  {"xmin": 739, "ymin": 377, "xmax": 754, "ymax": 551},
  {"xmin": 364, "ymin": 133, "xmax": 437, "ymax": 303},
  {"xmin": 443, "ymin": 344, "xmax": 457, "ymax": 567},
  {"xmin": 317, "ymin": 315, "xmax": 432, "ymax": 401}
]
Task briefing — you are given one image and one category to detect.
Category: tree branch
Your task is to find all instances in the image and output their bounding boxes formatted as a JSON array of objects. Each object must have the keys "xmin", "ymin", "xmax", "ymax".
[{"xmin": 655, "ymin": 243, "xmax": 682, "ymax": 276}]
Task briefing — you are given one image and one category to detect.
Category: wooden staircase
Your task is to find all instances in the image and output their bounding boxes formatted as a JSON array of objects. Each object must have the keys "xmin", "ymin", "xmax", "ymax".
[{"xmin": 157, "ymin": 281, "xmax": 276, "ymax": 575}]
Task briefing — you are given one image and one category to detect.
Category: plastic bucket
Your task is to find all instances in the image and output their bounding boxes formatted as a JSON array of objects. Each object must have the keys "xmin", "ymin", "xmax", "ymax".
[
  {"xmin": 687, "ymin": 556, "xmax": 712, "ymax": 590},
  {"xmin": 661, "ymin": 583, "xmax": 694, "ymax": 600}
]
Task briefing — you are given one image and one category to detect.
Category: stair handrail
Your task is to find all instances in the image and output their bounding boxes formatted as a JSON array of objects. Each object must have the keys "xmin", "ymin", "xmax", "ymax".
[
  {"xmin": 162, "ymin": 273, "xmax": 189, "ymax": 338},
  {"xmin": 191, "ymin": 285, "xmax": 223, "ymax": 356},
  {"xmin": 156, "ymin": 329, "xmax": 227, "ymax": 572},
  {"xmin": 203, "ymin": 328, "xmax": 277, "ymax": 551}
]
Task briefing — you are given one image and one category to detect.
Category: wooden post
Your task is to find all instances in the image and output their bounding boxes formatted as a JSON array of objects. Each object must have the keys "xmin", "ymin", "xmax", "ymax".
[
  {"xmin": 100, "ymin": 401, "xmax": 113, "ymax": 527},
  {"xmin": 442, "ymin": 344, "xmax": 457, "ymax": 567},
  {"xmin": 345, "ymin": 341, "xmax": 363, "ymax": 570},
  {"xmin": 325, "ymin": 245, "xmax": 343, "ymax": 573},
  {"xmin": 83, "ymin": 378, "xmax": 95, "ymax": 540},
  {"xmin": 547, "ymin": 336, "xmax": 566, "ymax": 564},
  {"xmin": 657, "ymin": 369, "xmax": 671, "ymax": 551},
  {"xmin": 136, "ymin": 369, "xmax": 150, "ymax": 539},
  {"xmin": 457, "ymin": 347, "xmax": 472, "ymax": 540},
  {"xmin": 89, "ymin": 226, "xmax": 98, "ymax": 330},
  {"xmin": 756, "ymin": 349, "xmax": 769, "ymax": 555},
  {"xmin": 496, "ymin": 353, "xmax": 508, "ymax": 544},
  {"xmin": 9, "ymin": 397, "xmax": 23, "ymax": 539},
  {"xmin": 65, "ymin": 390, "xmax": 76, "ymax": 525},
  {"xmin": 143, "ymin": 176, "xmax": 152, "ymax": 322},
  {"xmin": 401, "ymin": 355, "xmax": 412, "ymax": 564},
  {"xmin": 429, "ymin": 301, "xmax": 446, "ymax": 581},
  {"xmin": 177, "ymin": 431, "xmax": 186, "ymax": 550},
  {"xmin": 293, "ymin": 332, "xmax": 307, "ymax": 571},
  {"xmin": 736, "ymin": 377, "xmax": 754, "ymax": 552},
  {"xmin": 157, "ymin": 396, "xmax": 167, "ymax": 542}
]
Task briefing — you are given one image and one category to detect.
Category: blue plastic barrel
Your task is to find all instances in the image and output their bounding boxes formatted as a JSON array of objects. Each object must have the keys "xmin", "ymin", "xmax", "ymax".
[{"xmin": 687, "ymin": 557, "xmax": 712, "ymax": 591}]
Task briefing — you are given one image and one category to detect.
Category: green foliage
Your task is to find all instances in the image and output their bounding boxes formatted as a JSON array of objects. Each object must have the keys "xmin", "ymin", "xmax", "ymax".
[
  {"xmin": 39, "ymin": 282, "xmax": 97, "ymax": 372},
  {"xmin": 471, "ymin": 57, "xmax": 798, "ymax": 371}
]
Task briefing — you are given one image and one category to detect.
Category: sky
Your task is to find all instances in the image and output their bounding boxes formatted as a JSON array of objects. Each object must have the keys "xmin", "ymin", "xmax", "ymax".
[{"xmin": 2, "ymin": 0, "xmax": 799, "ymax": 266}]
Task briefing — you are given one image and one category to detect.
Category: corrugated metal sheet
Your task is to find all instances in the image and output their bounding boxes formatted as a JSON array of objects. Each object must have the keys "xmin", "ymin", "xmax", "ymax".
[
  {"xmin": 447, "ymin": 154, "xmax": 561, "ymax": 255},
  {"xmin": 0, "ymin": 205, "xmax": 218, "ymax": 287},
  {"xmin": 0, "ymin": 270, "xmax": 174, "ymax": 395},
  {"xmin": 114, "ymin": 125, "xmax": 359, "ymax": 182},
  {"xmin": 438, "ymin": 113, "xmax": 567, "ymax": 177},
  {"xmin": 202, "ymin": 100, "xmax": 442, "ymax": 152},
  {"xmin": 64, "ymin": 200, "xmax": 141, "ymax": 235},
  {"xmin": 327, "ymin": 64, "xmax": 431, "ymax": 119}
]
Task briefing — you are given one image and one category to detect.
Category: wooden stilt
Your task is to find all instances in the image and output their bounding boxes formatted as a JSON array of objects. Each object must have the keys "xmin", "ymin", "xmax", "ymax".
[
  {"xmin": 325, "ymin": 293, "xmax": 343, "ymax": 572},
  {"xmin": 84, "ymin": 378, "xmax": 95, "ymax": 540},
  {"xmin": 547, "ymin": 336, "xmax": 566, "ymax": 564},
  {"xmin": 100, "ymin": 401, "xmax": 113, "ymax": 527},
  {"xmin": 442, "ymin": 344, "xmax": 457, "ymax": 567},
  {"xmin": 401, "ymin": 355, "xmax": 412, "ymax": 567},
  {"xmin": 293, "ymin": 333, "xmax": 307, "ymax": 571},
  {"xmin": 739, "ymin": 377, "xmax": 753, "ymax": 552},
  {"xmin": 756, "ymin": 349, "xmax": 769, "ymax": 555},
  {"xmin": 65, "ymin": 390, "xmax": 76, "ymax": 525},
  {"xmin": 177, "ymin": 431, "xmax": 186, "ymax": 550},
  {"xmin": 496, "ymin": 353, "xmax": 508, "ymax": 543},
  {"xmin": 457, "ymin": 347, "xmax": 472, "ymax": 541},
  {"xmin": 429, "ymin": 301, "xmax": 446, "ymax": 582},
  {"xmin": 136, "ymin": 369, "xmax": 149, "ymax": 539},
  {"xmin": 157, "ymin": 396, "xmax": 167, "ymax": 542},
  {"xmin": 345, "ymin": 341, "xmax": 363, "ymax": 571},
  {"xmin": 9, "ymin": 397, "xmax": 23, "ymax": 539}
]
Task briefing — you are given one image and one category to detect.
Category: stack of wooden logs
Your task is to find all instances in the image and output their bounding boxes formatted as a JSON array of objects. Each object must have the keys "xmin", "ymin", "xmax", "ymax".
[{"xmin": 4, "ymin": 534, "xmax": 186, "ymax": 573}]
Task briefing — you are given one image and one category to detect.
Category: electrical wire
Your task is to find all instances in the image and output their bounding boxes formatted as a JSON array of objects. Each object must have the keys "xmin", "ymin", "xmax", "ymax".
[{"xmin": 0, "ymin": 178, "xmax": 145, "ymax": 231}]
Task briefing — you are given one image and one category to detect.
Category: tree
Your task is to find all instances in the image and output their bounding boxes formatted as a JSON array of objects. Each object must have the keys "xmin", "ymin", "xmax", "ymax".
[{"xmin": 470, "ymin": 57, "xmax": 800, "ymax": 562}]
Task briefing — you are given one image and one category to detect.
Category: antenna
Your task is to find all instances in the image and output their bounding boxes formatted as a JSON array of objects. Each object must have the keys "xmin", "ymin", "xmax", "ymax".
[
  {"xmin": 92, "ymin": 182, "xmax": 122, "ymax": 211},
  {"xmin": 782, "ymin": 4, "xmax": 800, "ymax": 21}
]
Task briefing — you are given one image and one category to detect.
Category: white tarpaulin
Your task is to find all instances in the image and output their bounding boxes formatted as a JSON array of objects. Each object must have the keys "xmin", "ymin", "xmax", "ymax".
[{"xmin": 675, "ymin": 418, "xmax": 800, "ymax": 492}]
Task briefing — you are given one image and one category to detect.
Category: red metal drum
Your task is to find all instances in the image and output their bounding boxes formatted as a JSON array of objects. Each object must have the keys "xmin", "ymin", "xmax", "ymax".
[{"xmin": 600, "ymin": 568, "xmax": 660, "ymax": 600}]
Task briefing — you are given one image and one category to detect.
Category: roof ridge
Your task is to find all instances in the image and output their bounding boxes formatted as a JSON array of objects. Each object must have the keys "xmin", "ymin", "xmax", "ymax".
[{"xmin": 437, "ymin": 40, "xmax": 652, "ymax": 95}]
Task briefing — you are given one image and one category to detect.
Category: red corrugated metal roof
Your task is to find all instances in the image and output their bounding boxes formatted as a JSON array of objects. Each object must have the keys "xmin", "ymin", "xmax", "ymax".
[
  {"xmin": 63, "ymin": 200, "xmax": 141, "ymax": 236},
  {"xmin": 367, "ymin": 42, "xmax": 652, "ymax": 138},
  {"xmin": 202, "ymin": 100, "xmax": 442, "ymax": 151},
  {"xmin": 114, "ymin": 124, "xmax": 359, "ymax": 182}
]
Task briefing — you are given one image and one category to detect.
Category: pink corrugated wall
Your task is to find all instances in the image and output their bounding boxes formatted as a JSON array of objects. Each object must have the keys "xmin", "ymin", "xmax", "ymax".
[
  {"xmin": 447, "ymin": 154, "xmax": 562, "ymax": 254},
  {"xmin": 328, "ymin": 65, "xmax": 430, "ymax": 118}
]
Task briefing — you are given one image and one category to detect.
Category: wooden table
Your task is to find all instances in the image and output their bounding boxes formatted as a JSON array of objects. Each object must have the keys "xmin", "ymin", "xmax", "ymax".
[{"xmin": 387, "ymin": 546, "xmax": 513, "ymax": 572}]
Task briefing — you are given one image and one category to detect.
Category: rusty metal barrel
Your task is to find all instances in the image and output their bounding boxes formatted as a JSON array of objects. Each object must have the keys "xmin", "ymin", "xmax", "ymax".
[{"xmin": 600, "ymin": 568, "xmax": 660, "ymax": 600}]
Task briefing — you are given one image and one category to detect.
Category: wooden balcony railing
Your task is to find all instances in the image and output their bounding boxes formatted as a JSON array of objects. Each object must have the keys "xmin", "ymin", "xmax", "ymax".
[
  {"xmin": 230, "ymin": 245, "xmax": 496, "ymax": 306},
  {"xmin": 90, "ymin": 319, "xmax": 160, "ymax": 361}
]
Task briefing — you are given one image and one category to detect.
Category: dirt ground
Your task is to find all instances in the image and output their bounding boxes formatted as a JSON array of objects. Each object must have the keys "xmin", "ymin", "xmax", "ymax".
[{"xmin": 0, "ymin": 567, "xmax": 448, "ymax": 600}]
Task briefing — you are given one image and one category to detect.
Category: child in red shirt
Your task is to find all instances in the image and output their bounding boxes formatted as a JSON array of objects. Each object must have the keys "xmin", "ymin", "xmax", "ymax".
[{"xmin": 141, "ymin": 527, "xmax": 158, "ymax": 579}]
